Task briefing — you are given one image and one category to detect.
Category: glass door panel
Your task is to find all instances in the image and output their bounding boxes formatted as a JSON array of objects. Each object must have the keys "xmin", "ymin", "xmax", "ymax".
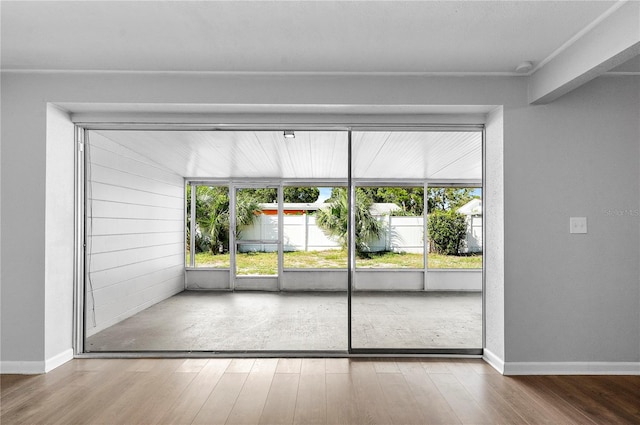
[
  {"xmin": 83, "ymin": 129, "xmax": 353, "ymax": 353},
  {"xmin": 234, "ymin": 186, "xmax": 280, "ymax": 290},
  {"xmin": 349, "ymin": 131, "xmax": 483, "ymax": 352}
]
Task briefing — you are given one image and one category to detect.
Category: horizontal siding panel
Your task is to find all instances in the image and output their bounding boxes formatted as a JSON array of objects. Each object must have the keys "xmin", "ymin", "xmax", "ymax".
[
  {"xmin": 90, "ymin": 131, "xmax": 157, "ymax": 163},
  {"xmin": 90, "ymin": 164, "xmax": 184, "ymax": 198},
  {"xmin": 89, "ymin": 182, "xmax": 183, "ymax": 209},
  {"xmin": 88, "ymin": 133, "xmax": 184, "ymax": 186},
  {"xmin": 90, "ymin": 217, "xmax": 183, "ymax": 235},
  {"xmin": 92, "ymin": 265, "xmax": 183, "ymax": 309},
  {"xmin": 86, "ymin": 130, "xmax": 185, "ymax": 336},
  {"xmin": 102, "ymin": 275, "xmax": 182, "ymax": 320},
  {"xmin": 89, "ymin": 253, "xmax": 184, "ymax": 290},
  {"xmin": 89, "ymin": 232, "xmax": 184, "ymax": 254},
  {"xmin": 100, "ymin": 276, "xmax": 182, "ymax": 319},
  {"xmin": 91, "ymin": 199, "xmax": 183, "ymax": 220},
  {"xmin": 89, "ymin": 200, "xmax": 183, "ymax": 221},
  {"xmin": 87, "ymin": 274, "xmax": 184, "ymax": 336},
  {"xmin": 89, "ymin": 243, "xmax": 184, "ymax": 272}
]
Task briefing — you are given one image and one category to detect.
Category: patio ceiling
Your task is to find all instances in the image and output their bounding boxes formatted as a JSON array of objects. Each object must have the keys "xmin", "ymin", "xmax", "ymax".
[{"xmin": 93, "ymin": 130, "xmax": 481, "ymax": 182}]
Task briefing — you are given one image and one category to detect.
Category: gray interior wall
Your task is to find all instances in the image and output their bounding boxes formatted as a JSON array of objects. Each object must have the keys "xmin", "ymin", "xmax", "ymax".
[
  {"xmin": 2, "ymin": 79, "xmax": 47, "ymax": 365},
  {"xmin": 1, "ymin": 71, "xmax": 638, "ymax": 371},
  {"xmin": 504, "ymin": 76, "xmax": 640, "ymax": 363},
  {"xmin": 85, "ymin": 131, "xmax": 185, "ymax": 337}
]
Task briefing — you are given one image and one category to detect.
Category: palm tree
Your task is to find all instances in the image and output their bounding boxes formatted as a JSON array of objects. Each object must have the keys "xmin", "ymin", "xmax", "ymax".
[
  {"xmin": 189, "ymin": 186, "xmax": 260, "ymax": 254},
  {"xmin": 316, "ymin": 188, "xmax": 383, "ymax": 257},
  {"xmin": 234, "ymin": 195, "xmax": 261, "ymax": 240}
]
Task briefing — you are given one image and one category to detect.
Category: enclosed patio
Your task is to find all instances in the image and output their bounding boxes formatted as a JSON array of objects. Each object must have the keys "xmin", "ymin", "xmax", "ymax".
[
  {"xmin": 86, "ymin": 291, "xmax": 482, "ymax": 352},
  {"xmin": 82, "ymin": 128, "xmax": 483, "ymax": 354}
]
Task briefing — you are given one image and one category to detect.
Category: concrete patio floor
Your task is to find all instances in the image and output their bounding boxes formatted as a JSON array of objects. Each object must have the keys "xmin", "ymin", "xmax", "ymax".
[{"xmin": 86, "ymin": 291, "xmax": 482, "ymax": 352}]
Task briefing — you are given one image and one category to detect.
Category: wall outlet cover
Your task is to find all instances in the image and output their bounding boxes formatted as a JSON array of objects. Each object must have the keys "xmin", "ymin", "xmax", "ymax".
[{"xmin": 570, "ymin": 217, "xmax": 587, "ymax": 234}]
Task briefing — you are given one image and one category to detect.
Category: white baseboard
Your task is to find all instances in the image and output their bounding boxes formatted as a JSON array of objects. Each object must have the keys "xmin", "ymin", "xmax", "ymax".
[
  {"xmin": 503, "ymin": 361, "xmax": 640, "ymax": 375},
  {"xmin": 481, "ymin": 350, "xmax": 639, "ymax": 376},
  {"xmin": 482, "ymin": 348, "xmax": 505, "ymax": 374},
  {"xmin": 45, "ymin": 348, "xmax": 74, "ymax": 372},
  {"xmin": 1, "ymin": 348, "xmax": 74, "ymax": 375}
]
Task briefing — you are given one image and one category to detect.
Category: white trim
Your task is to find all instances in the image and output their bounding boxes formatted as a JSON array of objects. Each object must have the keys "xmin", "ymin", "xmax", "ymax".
[
  {"xmin": 45, "ymin": 348, "xmax": 74, "ymax": 373},
  {"xmin": 503, "ymin": 361, "xmax": 640, "ymax": 376},
  {"xmin": 482, "ymin": 348, "xmax": 505, "ymax": 374},
  {"xmin": 1, "ymin": 349, "xmax": 74, "ymax": 374},
  {"xmin": 529, "ymin": 0, "xmax": 629, "ymax": 75},
  {"xmin": 0, "ymin": 68, "xmax": 527, "ymax": 77}
]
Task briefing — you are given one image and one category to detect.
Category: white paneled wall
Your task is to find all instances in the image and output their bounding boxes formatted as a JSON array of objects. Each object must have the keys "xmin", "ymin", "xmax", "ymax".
[{"xmin": 85, "ymin": 132, "xmax": 185, "ymax": 337}]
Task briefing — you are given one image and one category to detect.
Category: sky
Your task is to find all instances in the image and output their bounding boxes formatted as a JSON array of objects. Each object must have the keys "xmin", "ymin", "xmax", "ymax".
[{"xmin": 317, "ymin": 187, "xmax": 332, "ymax": 203}]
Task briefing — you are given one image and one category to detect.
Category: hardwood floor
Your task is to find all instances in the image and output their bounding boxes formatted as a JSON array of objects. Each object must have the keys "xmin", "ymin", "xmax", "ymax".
[{"xmin": 2, "ymin": 358, "xmax": 639, "ymax": 424}]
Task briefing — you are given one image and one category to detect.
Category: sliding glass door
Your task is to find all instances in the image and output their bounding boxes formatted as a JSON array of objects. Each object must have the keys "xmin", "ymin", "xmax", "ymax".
[
  {"xmin": 349, "ymin": 130, "xmax": 483, "ymax": 353},
  {"xmin": 81, "ymin": 127, "xmax": 481, "ymax": 354}
]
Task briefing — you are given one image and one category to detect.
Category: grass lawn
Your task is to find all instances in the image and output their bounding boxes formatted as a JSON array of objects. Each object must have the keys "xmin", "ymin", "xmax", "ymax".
[
  {"xmin": 189, "ymin": 250, "xmax": 482, "ymax": 274},
  {"xmin": 427, "ymin": 252, "xmax": 483, "ymax": 269}
]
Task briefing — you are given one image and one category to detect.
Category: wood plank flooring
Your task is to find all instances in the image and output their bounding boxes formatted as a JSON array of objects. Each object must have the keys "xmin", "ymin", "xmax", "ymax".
[{"xmin": 2, "ymin": 358, "xmax": 639, "ymax": 425}]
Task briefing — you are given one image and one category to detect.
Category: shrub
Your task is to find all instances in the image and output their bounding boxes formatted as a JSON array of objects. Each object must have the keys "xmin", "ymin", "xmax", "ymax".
[{"xmin": 428, "ymin": 210, "xmax": 467, "ymax": 255}]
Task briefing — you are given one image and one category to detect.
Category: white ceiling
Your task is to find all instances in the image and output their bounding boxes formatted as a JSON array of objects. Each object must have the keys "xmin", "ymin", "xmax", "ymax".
[
  {"xmin": 1, "ymin": 0, "xmax": 626, "ymax": 75},
  {"xmin": 93, "ymin": 130, "xmax": 482, "ymax": 181},
  {"xmin": 352, "ymin": 131, "xmax": 481, "ymax": 180}
]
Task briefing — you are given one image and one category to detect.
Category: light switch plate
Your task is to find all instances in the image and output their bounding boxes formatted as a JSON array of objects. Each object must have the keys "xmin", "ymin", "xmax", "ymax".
[{"xmin": 570, "ymin": 217, "xmax": 587, "ymax": 234}]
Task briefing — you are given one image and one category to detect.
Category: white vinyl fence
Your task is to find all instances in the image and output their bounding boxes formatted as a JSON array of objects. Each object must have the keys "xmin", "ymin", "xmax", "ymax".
[
  {"xmin": 238, "ymin": 215, "xmax": 342, "ymax": 253},
  {"xmin": 237, "ymin": 214, "xmax": 481, "ymax": 254}
]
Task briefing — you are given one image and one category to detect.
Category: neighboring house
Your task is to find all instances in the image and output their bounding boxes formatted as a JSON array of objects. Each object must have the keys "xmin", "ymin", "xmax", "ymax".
[
  {"xmin": 257, "ymin": 202, "xmax": 322, "ymax": 215},
  {"xmin": 369, "ymin": 203, "xmax": 401, "ymax": 216},
  {"xmin": 457, "ymin": 198, "xmax": 483, "ymax": 253}
]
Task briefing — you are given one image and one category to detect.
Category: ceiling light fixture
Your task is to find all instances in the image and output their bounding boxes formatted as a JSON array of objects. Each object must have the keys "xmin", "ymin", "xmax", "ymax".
[
  {"xmin": 515, "ymin": 61, "xmax": 534, "ymax": 74},
  {"xmin": 283, "ymin": 130, "xmax": 295, "ymax": 139}
]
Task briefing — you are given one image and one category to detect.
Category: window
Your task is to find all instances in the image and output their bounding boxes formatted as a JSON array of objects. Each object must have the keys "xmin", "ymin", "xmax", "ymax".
[
  {"xmin": 426, "ymin": 187, "xmax": 482, "ymax": 269},
  {"xmin": 354, "ymin": 186, "xmax": 425, "ymax": 269},
  {"xmin": 282, "ymin": 186, "xmax": 347, "ymax": 269},
  {"xmin": 186, "ymin": 184, "xmax": 231, "ymax": 268}
]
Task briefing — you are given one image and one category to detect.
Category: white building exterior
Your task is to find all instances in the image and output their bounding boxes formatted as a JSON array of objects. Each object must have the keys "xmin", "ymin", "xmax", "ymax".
[{"xmin": 457, "ymin": 199, "xmax": 483, "ymax": 253}]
